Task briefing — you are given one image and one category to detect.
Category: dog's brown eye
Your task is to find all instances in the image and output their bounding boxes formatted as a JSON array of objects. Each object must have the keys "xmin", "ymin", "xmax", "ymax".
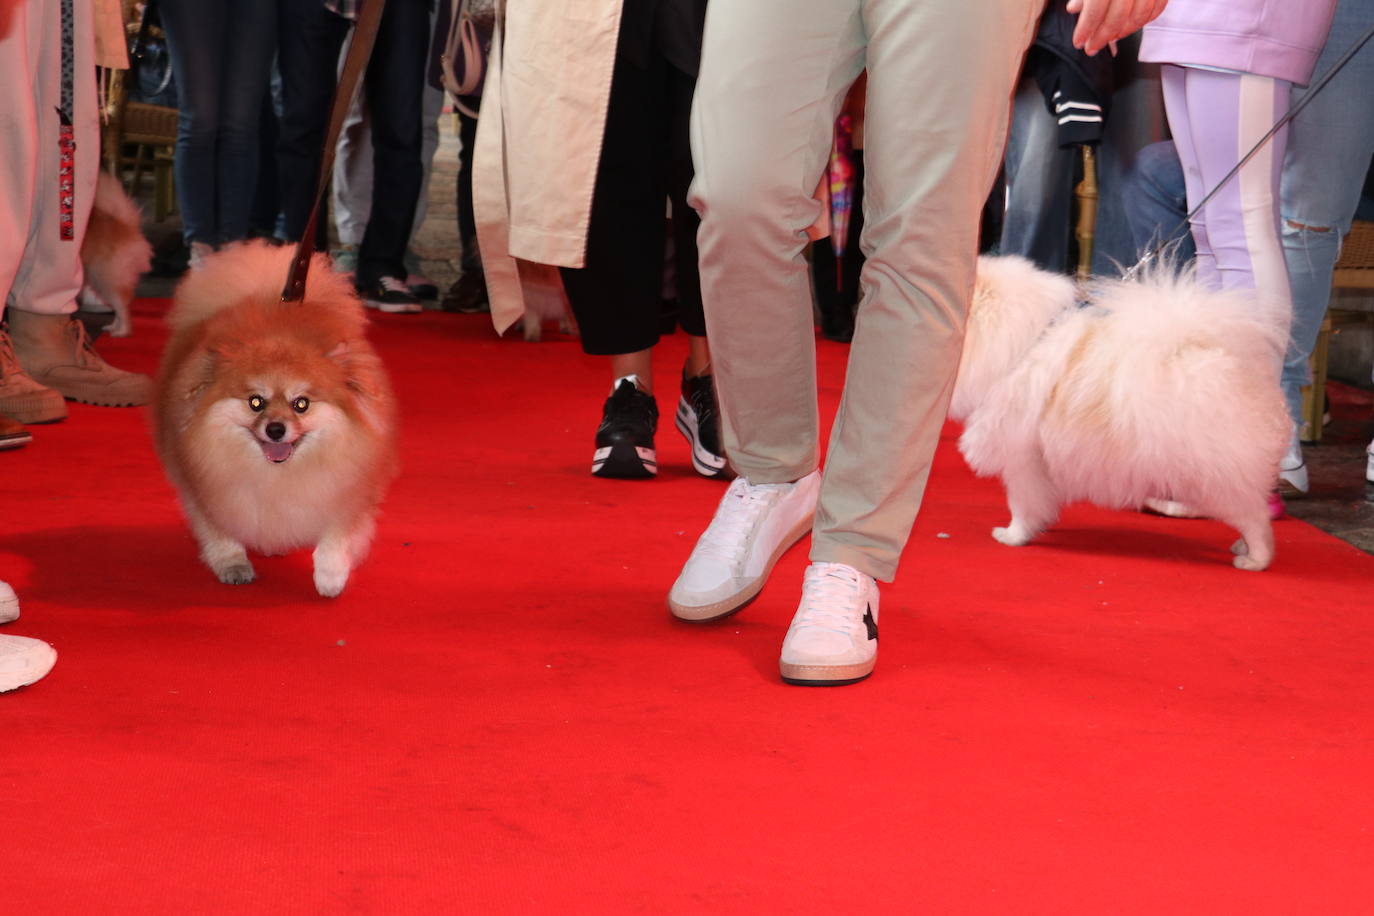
[
  {"xmin": 292, "ymin": 397, "xmax": 310, "ymax": 414},
  {"xmin": 248, "ymin": 395, "xmax": 265, "ymax": 412}
]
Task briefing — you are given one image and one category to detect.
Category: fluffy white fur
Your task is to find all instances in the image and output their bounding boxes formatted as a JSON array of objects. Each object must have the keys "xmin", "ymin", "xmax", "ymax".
[
  {"xmin": 516, "ymin": 259, "xmax": 578, "ymax": 341},
  {"xmin": 950, "ymin": 254, "xmax": 1290, "ymax": 571},
  {"xmin": 79, "ymin": 172, "xmax": 153, "ymax": 337}
]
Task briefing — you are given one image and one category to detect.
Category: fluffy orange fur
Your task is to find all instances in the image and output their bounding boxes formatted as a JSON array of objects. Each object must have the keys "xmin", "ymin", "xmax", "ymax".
[
  {"xmin": 153, "ymin": 241, "xmax": 397, "ymax": 596},
  {"xmin": 80, "ymin": 171, "xmax": 153, "ymax": 337}
]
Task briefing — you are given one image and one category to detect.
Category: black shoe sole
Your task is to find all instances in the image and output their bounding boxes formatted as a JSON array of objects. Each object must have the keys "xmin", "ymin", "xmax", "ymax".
[{"xmin": 592, "ymin": 441, "xmax": 657, "ymax": 479}]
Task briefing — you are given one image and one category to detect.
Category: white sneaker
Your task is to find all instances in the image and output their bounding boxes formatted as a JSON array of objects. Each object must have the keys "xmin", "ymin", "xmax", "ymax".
[
  {"xmin": 779, "ymin": 562, "xmax": 879, "ymax": 685},
  {"xmin": 1278, "ymin": 440, "xmax": 1309, "ymax": 495},
  {"xmin": 0, "ymin": 634, "xmax": 56, "ymax": 692},
  {"xmin": 668, "ymin": 469, "xmax": 821, "ymax": 621},
  {"xmin": 0, "ymin": 580, "xmax": 17, "ymax": 624}
]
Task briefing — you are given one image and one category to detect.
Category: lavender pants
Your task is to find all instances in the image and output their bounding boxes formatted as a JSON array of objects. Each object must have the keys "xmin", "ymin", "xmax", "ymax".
[{"xmin": 1161, "ymin": 64, "xmax": 1293, "ymax": 315}]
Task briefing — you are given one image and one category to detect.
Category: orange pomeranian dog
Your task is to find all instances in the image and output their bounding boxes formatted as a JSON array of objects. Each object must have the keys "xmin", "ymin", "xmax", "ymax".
[{"xmin": 153, "ymin": 240, "xmax": 397, "ymax": 597}]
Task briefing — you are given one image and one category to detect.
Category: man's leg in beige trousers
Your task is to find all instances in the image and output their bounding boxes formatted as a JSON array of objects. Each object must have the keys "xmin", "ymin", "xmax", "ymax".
[{"xmin": 690, "ymin": 0, "xmax": 1039, "ymax": 583}]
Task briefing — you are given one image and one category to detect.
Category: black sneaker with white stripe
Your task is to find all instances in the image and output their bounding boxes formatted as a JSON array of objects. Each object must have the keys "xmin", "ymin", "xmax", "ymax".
[
  {"xmin": 675, "ymin": 371, "xmax": 730, "ymax": 479},
  {"xmin": 358, "ymin": 276, "xmax": 423, "ymax": 313},
  {"xmin": 592, "ymin": 378, "xmax": 658, "ymax": 478}
]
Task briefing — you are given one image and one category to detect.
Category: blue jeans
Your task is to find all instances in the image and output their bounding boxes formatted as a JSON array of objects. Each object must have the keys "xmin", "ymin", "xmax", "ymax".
[
  {"xmin": 160, "ymin": 0, "xmax": 277, "ymax": 247},
  {"xmin": 1119, "ymin": 139, "xmax": 1195, "ymax": 263},
  {"xmin": 999, "ymin": 68, "xmax": 1160, "ymax": 275},
  {"xmin": 1279, "ymin": 0, "xmax": 1374, "ymax": 428}
]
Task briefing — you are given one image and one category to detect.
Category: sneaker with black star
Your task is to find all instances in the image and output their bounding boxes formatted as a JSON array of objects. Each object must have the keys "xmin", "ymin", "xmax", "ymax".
[
  {"xmin": 779, "ymin": 562, "xmax": 880, "ymax": 686},
  {"xmin": 592, "ymin": 376, "xmax": 658, "ymax": 479}
]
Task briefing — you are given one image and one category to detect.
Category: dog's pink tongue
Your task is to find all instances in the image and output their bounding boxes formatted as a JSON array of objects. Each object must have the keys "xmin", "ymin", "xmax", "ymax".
[{"xmin": 262, "ymin": 441, "xmax": 294, "ymax": 463}]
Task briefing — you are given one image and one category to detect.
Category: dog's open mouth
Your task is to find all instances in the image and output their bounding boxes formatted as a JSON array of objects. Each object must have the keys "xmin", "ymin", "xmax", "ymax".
[{"xmin": 260, "ymin": 438, "xmax": 300, "ymax": 463}]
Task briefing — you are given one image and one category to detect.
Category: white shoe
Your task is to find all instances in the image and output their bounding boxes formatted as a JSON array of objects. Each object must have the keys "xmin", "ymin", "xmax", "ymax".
[
  {"xmin": 1278, "ymin": 440, "xmax": 1309, "ymax": 495},
  {"xmin": 0, "ymin": 634, "xmax": 56, "ymax": 692},
  {"xmin": 779, "ymin": 562, "xmax": 879, "ymax": 686},
  {"xmin": 668, "ymin": 469, "xmax": 821, "ymax": 621},
  {"xmin": 0, "ymin": 580, "xmax": 17, "ymax": 624}
]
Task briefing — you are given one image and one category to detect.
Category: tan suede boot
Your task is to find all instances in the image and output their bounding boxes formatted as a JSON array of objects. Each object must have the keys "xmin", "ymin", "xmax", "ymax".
[
  {"xmin": 0, "ymin": 411, "xmax": 31, "ymax": 451},
  {"xmin": 0, "ymin": 324, "xmax": 68, "ymax": 423},
  {"xmin": 6, "ymin": 309, "xmax": 151, "ymax": 407}
]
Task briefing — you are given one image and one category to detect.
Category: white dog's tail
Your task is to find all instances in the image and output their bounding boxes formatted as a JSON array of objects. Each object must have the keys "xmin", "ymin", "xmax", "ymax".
[
  {"xmin": 1086, "ymin": 258, "xmax": 1290, "ymax": 369},
  {"xmin": 168, "ymin": 239, "xmax": 360, "ymax": 332}
]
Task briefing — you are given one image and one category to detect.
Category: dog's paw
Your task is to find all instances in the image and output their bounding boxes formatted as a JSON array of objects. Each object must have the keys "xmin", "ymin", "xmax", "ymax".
[
  {"xmin": 313, "ymin": 568, "xmax": 348, "ymax": 598},
  {"xmin": 1232, "ymin": 552, "xmax": 1269, "ymax": 571},
  {"xmin": 992, "ymin": 525, "xmax": 1031, "ymax": 547},
  {"xmin": 216, "ymin": 563, "xmax": 256, "ymax": 585}
]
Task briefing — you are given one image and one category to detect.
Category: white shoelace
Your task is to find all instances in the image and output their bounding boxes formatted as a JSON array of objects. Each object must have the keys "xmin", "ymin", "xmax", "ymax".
[
  {"xmin": 795, "ymin": 563, "xmax": 866, "ymax": 633},
  {"xmin": 380, "ymin": 276, "xmax": 411, "ymax": 293},
  {"xmin": 694, "ymin": 477, "xmax": 787, "ymax": 568}
]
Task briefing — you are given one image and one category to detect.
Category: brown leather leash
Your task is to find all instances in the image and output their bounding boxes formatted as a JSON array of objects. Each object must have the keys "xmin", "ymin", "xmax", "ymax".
[{"xmin": 280, "ymin": 0, "xmax": 389, "ymax": 302}]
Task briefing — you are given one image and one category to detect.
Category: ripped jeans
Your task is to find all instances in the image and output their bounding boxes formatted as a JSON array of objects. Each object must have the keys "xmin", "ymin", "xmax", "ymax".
[{"xmin": 1279, "ymin": 0, "xmax": 1374, "ymax": 429}]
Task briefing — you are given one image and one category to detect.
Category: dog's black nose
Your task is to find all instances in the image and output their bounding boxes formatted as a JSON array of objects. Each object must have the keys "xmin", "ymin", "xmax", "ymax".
[{"xmin": 265, "ymin": 421, "xmax": 287, "ymax": 441}]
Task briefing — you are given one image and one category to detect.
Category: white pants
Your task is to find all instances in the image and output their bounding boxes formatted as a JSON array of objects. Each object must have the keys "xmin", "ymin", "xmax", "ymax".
[{"xmin": 1, "ymin": 0, "xmax": 98, "ymax": 317}]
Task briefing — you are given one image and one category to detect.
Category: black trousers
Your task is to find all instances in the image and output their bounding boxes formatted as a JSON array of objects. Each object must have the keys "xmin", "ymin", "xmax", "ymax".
[
  {"xmin": 559, "ymin": 19, "xmax": 704, "ymax": 357},
  {"xmin": 275, "ymin": 0, "xmax": 428, "ymax": 286},
  {"xmin": 456, "ymin": 110, "xmax": 479, "ymax": 272}
]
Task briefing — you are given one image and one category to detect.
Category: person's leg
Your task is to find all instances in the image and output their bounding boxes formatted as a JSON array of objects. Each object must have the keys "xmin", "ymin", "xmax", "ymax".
[
  {"xmin": 666, "ymin": 60, "xmax": 728, "ymax": 479},
  {"xmin": 809, "ymin": 0, "xmax": 1040, "ymax": 581},
  {"xmin": 559, "ymin": 44, "xmax": 669, "ymax": 365},
  {"xmin": 1279, "ymin": 0, "xmax": 1374, "ymax": 435},
  {"xmin": 441, "ymin": 110, "xmax": 489, "ymax": 311},
  {"xmin": 1119, "ymin": 139, "xmax": 1195, "ymax": 262},
  {"xmin": 999, "ymin": 72, "xmax": 1076, "ymax": 272},
  {"xmin": 689, "ymin": 0, "xmax": 866, "ymax": 487},
  {"xmin": 212, "ymin": 0, "xmax": 276, "ymax": 244},
  {"xmin": 411, "ymin": 69, "xmax": 446, "ymax": 241},
  {"xmin": 276, "ymin": 0, "xmax": 350, "ymax": 242},
  {"xmin": 0, "ymin": 0, "xmax": 66, "ymax": 424},
  {"xmin": 332, "ymin": 40, "xmax": 374, "ymax": 254},
  {"xmin": 6, "ymin": 0, "xmax": 150, "ymax": 407},
  {"xmin": 159, "ymin": 0, "xmax": 228, "ymax": 249},
  {"xmin": 1161, "ymin": 64, "xmax": 1218, "ymax": 287},
  {"xmin": 355, "ymin": 0, "xmax": 428, "ymax": 290},
  {"xmin": 559, "ymin": 24, "xmax": 670, "ymax": 479},
  {"xmin": 1174, "ymin": 66, "xmax": 1292, "ymax": 301}
]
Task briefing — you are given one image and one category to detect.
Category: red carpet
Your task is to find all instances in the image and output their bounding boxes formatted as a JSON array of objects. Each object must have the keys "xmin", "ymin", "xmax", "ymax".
[{"xmin": 4, "ymin": 297, "xmax": 1373, "ymax": 913}]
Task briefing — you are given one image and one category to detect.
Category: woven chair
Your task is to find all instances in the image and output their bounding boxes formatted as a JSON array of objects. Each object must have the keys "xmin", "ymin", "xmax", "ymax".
[{"xmin": 1302, "ymin": 219, "xmax": 1374, "ymax": 442}]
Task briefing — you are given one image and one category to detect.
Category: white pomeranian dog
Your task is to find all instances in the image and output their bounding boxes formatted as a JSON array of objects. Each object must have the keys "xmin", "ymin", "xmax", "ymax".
[
  {"xmin": 949, "ymin": 255, "xmax": 1290, "ymax": 571},
  {"xmin": 80, "ymin": 171, "xmax": 153, "ymax": 337}
]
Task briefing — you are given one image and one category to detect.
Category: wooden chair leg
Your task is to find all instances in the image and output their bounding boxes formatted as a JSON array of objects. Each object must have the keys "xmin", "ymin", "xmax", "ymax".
[{"xmin": 1303, "ymin": 314, "xmax": 1333, "ymax": 443}]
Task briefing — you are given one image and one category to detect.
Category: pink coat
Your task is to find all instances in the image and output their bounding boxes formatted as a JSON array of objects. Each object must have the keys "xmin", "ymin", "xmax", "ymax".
[{"xmin": 1140, "ymin": 0, "xmax": 1339, "ymax": 85}]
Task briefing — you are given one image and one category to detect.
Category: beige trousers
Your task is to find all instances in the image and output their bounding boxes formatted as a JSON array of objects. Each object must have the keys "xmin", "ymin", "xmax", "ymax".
[
  {"xmin": 689, "ymin": 0, "xmax": 1042, "ymax": 582},
  {"xmin": 1, "ymin": 0, "xmax": 99, "ymax": 317}
]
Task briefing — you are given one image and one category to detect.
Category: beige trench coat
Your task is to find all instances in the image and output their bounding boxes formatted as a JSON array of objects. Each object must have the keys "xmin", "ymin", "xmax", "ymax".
[{"xmin": 474, "ymin": 0, "xmax": 623, "ymax": 334}]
